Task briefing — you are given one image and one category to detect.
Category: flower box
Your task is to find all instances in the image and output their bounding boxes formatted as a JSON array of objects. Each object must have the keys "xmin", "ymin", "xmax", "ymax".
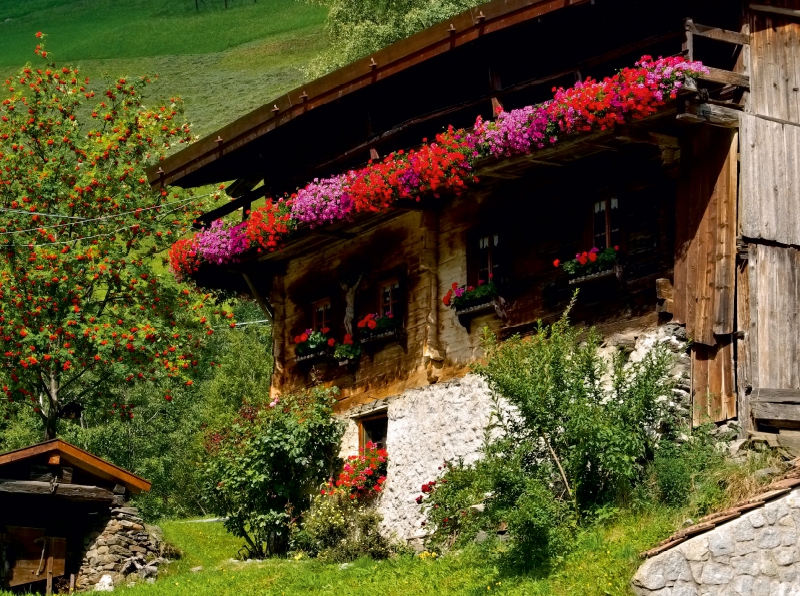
[
  {"xmin": 568, "ymin": 268, "xmax": 617, "ymax": 285},
  {"xmin": 296, "ymin": 349, "xmax": 328, "ymax": 364},
  {"xmin": 361, "ymin": 328, "xmax": 400, "ymax": 345},
  {"xmin": 454, "ymin": 300, "xmax": 496, "ymax": 317}
]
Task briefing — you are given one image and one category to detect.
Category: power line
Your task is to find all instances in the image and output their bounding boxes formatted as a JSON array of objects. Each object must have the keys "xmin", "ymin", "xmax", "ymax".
[
  {"xmin": 2, "ymin": 202, "xmax": 198, "ymax": 247},
  {"xmin": 0, "ymin": 192, "xmax": 217, "ymax": 236}
]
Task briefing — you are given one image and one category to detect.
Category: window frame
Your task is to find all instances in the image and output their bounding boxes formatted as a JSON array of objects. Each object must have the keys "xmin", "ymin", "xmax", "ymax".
[
  {"xmin": 377, "ymin": 277, "xmax": 401, "ymax": 318},
  {"xmin": 591, "ymin": 196, "xmax": 621, "ymax": 249},
  {"xmin": 358, "ymin": 413, "xmax": 388, "ymax": 450},
  {"xmin": 311, "ymin": 297, "xmax": 332, "ymax": 331},
  {"xmin": 467, "ymin": 229, "xmax": 504, "ymax": 288}
]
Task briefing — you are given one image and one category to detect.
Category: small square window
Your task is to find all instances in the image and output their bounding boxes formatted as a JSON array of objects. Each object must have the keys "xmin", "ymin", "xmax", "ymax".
[
  {"xmin": 379, "ymin": 279, "xmax": 400, "ymax": 318},
  {"xmin": 593, "ymin": 198, "xmax": 621, "ymax": 248},
  {"xmin": 477, "ymin": 233, "xmax": 501, "ymax": 283},
  {"xmin": 359, "ymin": 414, "xmax": 387, "ymax": 450},
  {"xmin": 312, "ymin": 298, "xmax": 332, "ymax": 331}
]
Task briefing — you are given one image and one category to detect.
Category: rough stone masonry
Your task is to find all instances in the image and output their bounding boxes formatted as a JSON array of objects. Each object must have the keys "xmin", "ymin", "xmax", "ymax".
[
  {"xmin": 632, "ymin": 489, "xmax": 800, "ymax": 596},
  {"xmin": 76, "ymin": 506, "xmax": 166, "ymax": 591}
]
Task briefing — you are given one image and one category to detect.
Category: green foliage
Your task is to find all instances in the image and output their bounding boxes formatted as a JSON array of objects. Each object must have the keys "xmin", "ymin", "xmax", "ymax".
[
  {"xmin": 418, "ymin": 459, "xmax": 491, "ymax": 550},
  {"xmin": 421, "ymin": 297, "xmax": 676, "ymax": 567},
  {"xmin": 305, "ymin": 0, "xmax": 484, "ymax": 78},
  {"xmin": 0, "ymin": 41, "xmax": 234, "ymax": 439},
  {"xmin": 474, "ymin": 298, "xmax": 672, "ymax": 513},
  {"xmin": 0, "ymin": 300, "xmax": 273, "ymax": 521},
  {"xmin": 294, "ymin": 490, "xmax": 393, "ymax": 562},
  {"xmin": 201, "ymin": 386, "xmax": 344, "ymax": 558}
]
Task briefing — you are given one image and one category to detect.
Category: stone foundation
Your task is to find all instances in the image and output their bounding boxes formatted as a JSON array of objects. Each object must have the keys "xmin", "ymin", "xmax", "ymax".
[
  {"xmin": 76, "ymin": 506, "xmax": 166, "ymax": 591},
  {"xmin": 632, "ymin": 489, "xmax": 800, "ymax": 596}
]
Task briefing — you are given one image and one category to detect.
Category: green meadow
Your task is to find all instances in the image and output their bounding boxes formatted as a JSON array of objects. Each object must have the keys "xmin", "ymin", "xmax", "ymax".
[
  {"xmin": 0, "ymin": 0, "xmax": 329, "ymax": 137},
  {"xmin": 82, "ymin": 512, "xmax": 676, "ymax": 596}
]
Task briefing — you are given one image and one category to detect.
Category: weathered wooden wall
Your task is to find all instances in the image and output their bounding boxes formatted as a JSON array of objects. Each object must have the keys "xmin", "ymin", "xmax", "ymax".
[
  {"xmin": 271, "ymin": 146, "xmax": 679, "ymax": 410},
  {"xmin": 737, "ymin": 5, "xmax": 800, "ymax": 430},
  {"xmin": 674, "ymin": 126, "xmax": 738, "ymax": 424}
]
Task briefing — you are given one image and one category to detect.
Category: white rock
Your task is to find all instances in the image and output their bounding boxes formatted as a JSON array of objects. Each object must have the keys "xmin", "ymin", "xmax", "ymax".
[
  {"xmin": 700, "ymin": 562, "xmax": 734, "ymax": 585},
  {"xmin": 708, "ymin": 530, "xmax": 736, "ymax": 557},
  {"xmin": 94, "ymin": 575, "xmax": 114, "ymax": 592}
]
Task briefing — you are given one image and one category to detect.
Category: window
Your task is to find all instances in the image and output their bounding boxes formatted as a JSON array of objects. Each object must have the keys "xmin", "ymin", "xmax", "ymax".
[
  {"xmin": 477, "ymin": 233, "xmax": 502, "ymax": 283},
  {"xmin": 359, "ymin": 414, "xmax": 388, "ymax": 450},
  {"xmin": 379, "ymin": 278, "xmax": 400, "ymax": 317},
  {"xmin": 593, "ymin": 198, "xmax": 621, "ymax": 248},
  {"xmin": 312, "ymin": 298, "xmax": 332, "ymax": 331}
]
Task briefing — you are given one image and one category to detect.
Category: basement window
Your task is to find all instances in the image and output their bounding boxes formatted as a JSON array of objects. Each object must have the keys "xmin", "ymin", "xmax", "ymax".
[{"xmin": 359, "ymin": 413, "xmax": 388, "ymax": 450}]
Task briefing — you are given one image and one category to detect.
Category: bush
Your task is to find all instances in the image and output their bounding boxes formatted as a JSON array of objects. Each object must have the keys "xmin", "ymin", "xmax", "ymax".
[
  {"xmin": 296, "ymin": 490, "xmax": 393, "ymax": 562},
  {"xmin": 201, "ymin": 386, "xmax": 344, "ymax": 558},
  {"xmin": 419, "ymin": 297, "xmax": 677, "ymax": 566}
]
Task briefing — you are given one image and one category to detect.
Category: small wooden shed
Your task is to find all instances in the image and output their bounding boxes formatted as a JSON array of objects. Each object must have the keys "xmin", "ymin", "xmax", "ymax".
[{"xmin": 0, "ymin": 440, "xmax": 151, "ymax": 594}]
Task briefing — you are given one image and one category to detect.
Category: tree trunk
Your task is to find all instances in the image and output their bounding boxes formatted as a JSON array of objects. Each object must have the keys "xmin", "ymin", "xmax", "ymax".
[{"xmin": 43, "ymin": 370, "xmax": 60, "ymax": 440}]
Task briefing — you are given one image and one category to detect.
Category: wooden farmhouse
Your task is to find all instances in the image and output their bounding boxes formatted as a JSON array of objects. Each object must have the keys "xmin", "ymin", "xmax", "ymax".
[
  {"xmin": 0, "ymin": 440, "xmax": 158, "ymax": 593},
  {"xmin": 149, "ymin": 0, "xmax": 800, "ymax": 541}
]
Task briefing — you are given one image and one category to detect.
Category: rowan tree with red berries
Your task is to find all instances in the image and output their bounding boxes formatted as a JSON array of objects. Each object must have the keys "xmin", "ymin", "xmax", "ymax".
[{"xmin": 0, "ymin": 34, "xmax": 231, "ymax": 439}]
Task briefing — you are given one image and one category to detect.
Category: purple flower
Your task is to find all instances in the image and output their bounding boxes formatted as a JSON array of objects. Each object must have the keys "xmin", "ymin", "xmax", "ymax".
[
  {"xmin": 291, "ymin": 173, "xmax": 354, "ymax": 227},
  {"xmin": 196, "ymin": 219, "xmax": 248, "ymax": 265}
]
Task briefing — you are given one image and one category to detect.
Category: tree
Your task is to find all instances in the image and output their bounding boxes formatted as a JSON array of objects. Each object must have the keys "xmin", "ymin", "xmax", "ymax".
[
  {"xmin": 0, "ymin": 34, "xmax": 230, "ymax": 439},
  {"xmin": 202, "ymin": 387, "xmax": 344, "ymax": 558}
]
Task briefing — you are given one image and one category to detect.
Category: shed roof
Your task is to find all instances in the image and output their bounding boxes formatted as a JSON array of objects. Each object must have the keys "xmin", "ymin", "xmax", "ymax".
[{"xmin": 0, "ymin": 439, "xmax": 151, "ymax": 494}]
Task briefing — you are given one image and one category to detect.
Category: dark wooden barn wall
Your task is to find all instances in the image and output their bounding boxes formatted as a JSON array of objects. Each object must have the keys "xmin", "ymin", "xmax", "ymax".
[{"xmin": 674, "ymin": 126, "xmax": 738, "ymax": 424}]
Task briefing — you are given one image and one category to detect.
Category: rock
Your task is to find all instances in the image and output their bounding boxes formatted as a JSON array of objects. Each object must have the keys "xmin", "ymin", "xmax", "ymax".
[
  {"xmin": 699, "ymin": 561, "xmax": 733, "ymax": 585},
  {"xmin": 708, "ymin": 529, "xmax": 735, "ymax": 557},
  {"xmin": 190, "ymin": 566, "xmax": 204, "ymax": 573},
  {"xmin": 94, "ymin": 575, "xmax": 115, "ymax": 592}
]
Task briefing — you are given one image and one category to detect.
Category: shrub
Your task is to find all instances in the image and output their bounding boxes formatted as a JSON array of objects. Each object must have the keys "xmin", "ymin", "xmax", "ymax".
[
  {"xmin": 295, "ymin": 488, "xmax": 392, "ymax": 562},
  {"xmin": 416, "ymin": 459, "xmax": 491, "ymax": 550},
  {"xmin": 420, "ymin": 296, "xmax": 677, "ymax": 566},
  {"xmin": 201, "ymin": 386, "xmax": 344, "ymax": 558}
]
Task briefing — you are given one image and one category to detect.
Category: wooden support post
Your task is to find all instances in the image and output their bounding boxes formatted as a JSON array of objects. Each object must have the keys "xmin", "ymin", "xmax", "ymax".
[
  {"xmin": 489, "ymin": 66, "xmax": 503, "ymax": 117},
  {"xmin": 242, "ymin": 273, "xmax": 274, "ymax": 322},
  {"xmin": 683, "ymin": 19, "xmax": 694, "ymax": 61},
  {"xmin": 46, "ymin": 538, "xmax": 54, "ymax": 595},
  {"xmin": 70, "ymin": 573, "xmax": 75, "ymax": 594}
]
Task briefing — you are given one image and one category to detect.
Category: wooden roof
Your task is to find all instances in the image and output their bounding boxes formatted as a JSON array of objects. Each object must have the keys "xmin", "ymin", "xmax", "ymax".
[
  {"xmin": 0, "ymin": 439, "xmax": 151, "ymax": 494},
  {"xmin": 146, "ymin": 0, "xmax": 736, "ymax": 193}
]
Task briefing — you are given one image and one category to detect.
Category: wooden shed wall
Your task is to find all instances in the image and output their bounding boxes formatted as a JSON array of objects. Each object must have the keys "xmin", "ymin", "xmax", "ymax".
[
  {"xmin": 673, "ymin": 126, "xmax": 738, "ymax": 423},
  {"xmin": 737, "ymin": 5, "xmax": 800, "ymax": 430}
]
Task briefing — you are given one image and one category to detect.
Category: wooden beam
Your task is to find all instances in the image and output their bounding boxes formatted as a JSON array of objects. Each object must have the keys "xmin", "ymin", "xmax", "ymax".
[
  {"xmin": 753, "ymin": 387, "xmax": 800, "ymax": 404},
  {"xmin": 194, "ymin": 186, "xmax": 265, "ymax": 228},
  {"xmin": 750, "ymin": 3, "xmax": 800, "ymax": 19},
  {"xmin": 242, "ymin": 273, "xmax": 274, "ymax": 322},
  {"xmin": 0, "ymin": 479, "xmax": 115, "ymax": 501},
  {"xmin": 685, "ymin": 19, "xmax": 750, "ymax": 45},
  {"xmin": 753, "ymin": 402, "xmax": 800, "ymax": 423},
  {"xmin": 677, "ymin": 103, "xmax": 742, "ymax": 128},
  {"xmin": 699, "ymin": 68, "xmax": 750, "ymax": 89}
]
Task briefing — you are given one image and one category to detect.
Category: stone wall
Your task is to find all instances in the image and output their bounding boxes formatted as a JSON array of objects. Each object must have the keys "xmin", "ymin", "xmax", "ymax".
[
  {"xmin": 76, "ymin": 506, "xmax": 165, "ymax": 591},
  {"xmin": 632, "ymin": 489, "xmax": 800, "ymax": 596},
  {"xmin": 339, "ymin": 374, "xmax": 497, "ymax": 543}
]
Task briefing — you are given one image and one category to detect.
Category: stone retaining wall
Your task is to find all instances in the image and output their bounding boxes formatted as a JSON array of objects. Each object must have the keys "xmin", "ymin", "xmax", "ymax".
[
  {"xmin": 76, "ymin": 506, "xmax": 165, "ymax": 591},
  {"xmin": 632, "ymin": 489, "xmax": 800, "ymax": 596}
]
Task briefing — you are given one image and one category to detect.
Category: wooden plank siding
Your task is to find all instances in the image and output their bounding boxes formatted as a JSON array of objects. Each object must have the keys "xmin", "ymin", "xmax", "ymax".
[
  {"xmin": 740, "ymin": 114, "xmax": 800, "ymax": 245},
  {"xmin": 268, "ymin": 145, "xmax": 680, "ymax": 411},
  {"xmin": 674, "ymin": 126, "xmax": 738, "ymax": 424}
]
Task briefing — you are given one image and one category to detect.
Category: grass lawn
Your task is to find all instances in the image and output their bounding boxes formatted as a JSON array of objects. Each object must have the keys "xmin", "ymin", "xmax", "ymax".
[
  {"xmin": 0, "ymin": 0, "xmax": 329, "ymax": 137},
  {"xmin": 97, "ymin": 510, "xmax": 679, "ymax": 596}
]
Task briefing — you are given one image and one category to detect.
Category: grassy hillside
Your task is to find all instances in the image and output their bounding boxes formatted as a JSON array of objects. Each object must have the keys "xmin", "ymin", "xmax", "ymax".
[{"xmin": 0, "ymin": 0, "xmax": 329, "ymax": 137}]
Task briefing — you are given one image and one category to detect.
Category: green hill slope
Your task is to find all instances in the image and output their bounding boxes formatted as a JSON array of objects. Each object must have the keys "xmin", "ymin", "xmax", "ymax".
[{"xmin": 0, "ymin": 0, "xmax": 329, "ymax": 136}]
